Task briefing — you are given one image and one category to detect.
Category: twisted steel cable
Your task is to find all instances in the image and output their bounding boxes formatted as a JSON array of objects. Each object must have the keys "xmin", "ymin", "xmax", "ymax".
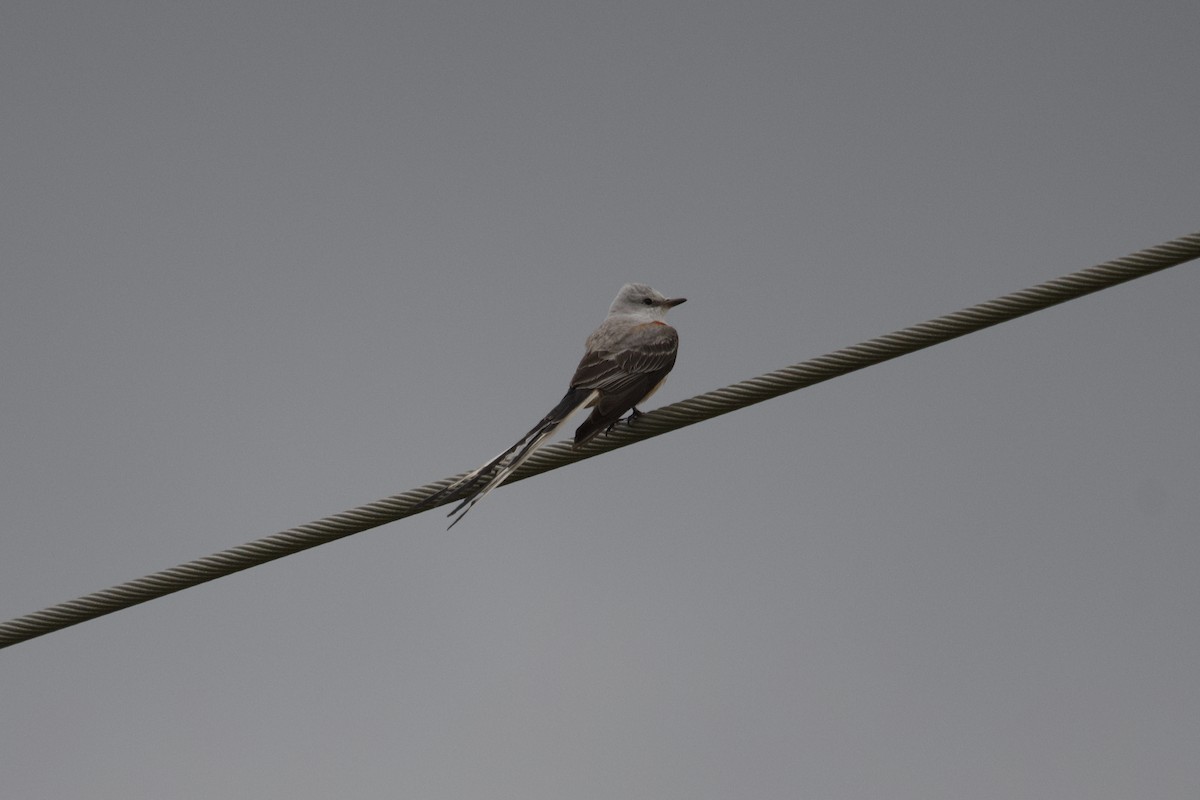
[{"xmin": 2, "ymin": 231, "xmax": 1197, "ymax": 649}]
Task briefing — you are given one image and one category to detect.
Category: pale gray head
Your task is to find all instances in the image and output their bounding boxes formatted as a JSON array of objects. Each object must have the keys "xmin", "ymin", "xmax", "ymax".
[{"xmin": 607, "ymin": 283, "xmax": 687, "ymax": 319}]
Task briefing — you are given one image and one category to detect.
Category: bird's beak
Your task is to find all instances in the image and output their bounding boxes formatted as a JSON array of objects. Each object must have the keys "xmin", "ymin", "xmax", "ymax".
[{"xmin": 662, "ymin": 297, "xmax": 687, "ymax": 308}]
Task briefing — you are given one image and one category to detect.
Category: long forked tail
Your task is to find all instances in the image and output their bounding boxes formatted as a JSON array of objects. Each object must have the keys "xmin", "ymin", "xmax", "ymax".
[{"xmin": 416, "ymin": 387, "xmax": 599, "ymax": 529}]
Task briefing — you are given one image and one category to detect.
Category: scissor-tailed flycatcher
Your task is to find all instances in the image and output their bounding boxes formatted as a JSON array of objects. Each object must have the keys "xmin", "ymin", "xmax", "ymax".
[{"xmin": 422, "ymin": 283, "xmax": 686, "ymax": 529}]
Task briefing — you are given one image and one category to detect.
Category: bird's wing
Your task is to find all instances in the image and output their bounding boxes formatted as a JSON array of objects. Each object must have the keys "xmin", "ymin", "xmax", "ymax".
[
  {"xmin": 571, "ymin": 321, "xmax": 679, "ymax": 395},
  {"xmin": 570, "ymin": 322, "xmax": 679, "ymax": 444}
]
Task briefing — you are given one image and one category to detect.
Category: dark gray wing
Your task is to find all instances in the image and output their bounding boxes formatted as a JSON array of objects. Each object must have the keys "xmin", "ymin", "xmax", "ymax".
[{"xmin": 570, "ymin": 322, "xmax": 679, "ymax": 445}]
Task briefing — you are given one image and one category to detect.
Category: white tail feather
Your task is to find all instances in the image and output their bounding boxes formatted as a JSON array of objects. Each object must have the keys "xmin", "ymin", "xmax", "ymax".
[{"xmin": 445, "ymin": 389, "xmax": 599, "ymax": 529}]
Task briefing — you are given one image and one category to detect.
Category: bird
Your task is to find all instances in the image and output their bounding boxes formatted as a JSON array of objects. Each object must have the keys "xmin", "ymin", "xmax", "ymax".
[{"xmin": 420, "ymin": 283, "xmax": 686, "ymax": 528}]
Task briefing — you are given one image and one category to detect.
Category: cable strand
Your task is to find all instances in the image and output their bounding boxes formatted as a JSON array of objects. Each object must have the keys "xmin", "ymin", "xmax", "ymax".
[{"xmin": 2, "ymin": 231, "xmax": 1197, "ymax": 649}]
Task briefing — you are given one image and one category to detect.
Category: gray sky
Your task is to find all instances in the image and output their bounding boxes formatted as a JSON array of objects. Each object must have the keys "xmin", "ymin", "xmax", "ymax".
[{"xmin": 2, "ymin": 2, "xmax": 1198, "ymax": 797}]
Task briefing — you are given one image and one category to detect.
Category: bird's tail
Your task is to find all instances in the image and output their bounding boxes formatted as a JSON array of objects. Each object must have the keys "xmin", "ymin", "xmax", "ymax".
[{"xmin": 415, "ymin": 387, "xmax": 599, "ymax": 529}]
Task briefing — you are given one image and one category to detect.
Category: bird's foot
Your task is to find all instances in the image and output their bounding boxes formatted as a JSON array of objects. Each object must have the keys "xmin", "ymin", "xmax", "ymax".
[{"xmin": 603, "ymin": 407, "xmax": 644, "ymax": 435}]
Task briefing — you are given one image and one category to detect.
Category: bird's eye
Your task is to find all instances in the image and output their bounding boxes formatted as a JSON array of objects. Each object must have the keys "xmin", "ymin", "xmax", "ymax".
[{"xmin": 642, "ymin": 297, "xmax": 655, "ymax": 305}]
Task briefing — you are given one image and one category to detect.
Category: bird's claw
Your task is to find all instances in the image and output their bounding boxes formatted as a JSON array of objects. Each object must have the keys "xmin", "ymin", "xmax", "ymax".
[{"xmin": 603, "ymin": 407, "xmax": 644, "ymax": 436}]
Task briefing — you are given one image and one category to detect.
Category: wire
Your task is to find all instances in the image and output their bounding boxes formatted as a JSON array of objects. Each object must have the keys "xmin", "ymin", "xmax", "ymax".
[{"xmin": 2, "ymin": 231, "xmax": 1198, "ymax": 650}]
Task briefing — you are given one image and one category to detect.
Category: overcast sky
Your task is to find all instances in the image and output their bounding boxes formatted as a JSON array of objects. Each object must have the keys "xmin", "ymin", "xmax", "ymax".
[{"xmin": 2, "ymin": 2, "xmax": 1198, "ymax": 798}]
